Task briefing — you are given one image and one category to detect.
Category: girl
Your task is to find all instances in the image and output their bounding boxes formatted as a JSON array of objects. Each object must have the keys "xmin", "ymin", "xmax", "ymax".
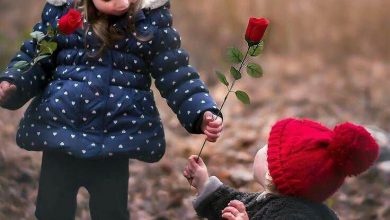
[
  {"xmin": 0, "ymin": 0, "xmax": 223, "ymax": 219},
  {"xmin": 184, "ymin": 118, "xmax": 379, "ymax": 219}
]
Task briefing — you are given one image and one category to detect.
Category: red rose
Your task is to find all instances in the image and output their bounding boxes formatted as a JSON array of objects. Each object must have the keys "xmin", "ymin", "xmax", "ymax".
[
  {"xmin": 245, "ymin": 17, "xmax": 269, "ymax": 46},
  {"xmin": 58, "ymin": 9, "xmax": 82, "ymax": 35}
]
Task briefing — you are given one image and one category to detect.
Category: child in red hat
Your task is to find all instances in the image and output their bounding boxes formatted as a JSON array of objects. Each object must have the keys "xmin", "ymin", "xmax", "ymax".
[{"xmin": 184, "ymin": 118, "xmax": 379, "ymax": 220}]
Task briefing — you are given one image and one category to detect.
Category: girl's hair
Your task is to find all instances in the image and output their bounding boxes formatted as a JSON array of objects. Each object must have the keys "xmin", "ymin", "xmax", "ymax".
[
  {"xmin": 264, "ymin": 171, "xmax": 278, "ymax": 195},
  {"xmin": 74, "ymin": 0, "xmax": 143, "ymax": 57}
]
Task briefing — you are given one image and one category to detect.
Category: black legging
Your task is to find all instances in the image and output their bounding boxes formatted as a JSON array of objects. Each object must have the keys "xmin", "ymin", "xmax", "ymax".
[{"xmin": 35, "ymin": 150, "xmax": 130, "ymax": 220}]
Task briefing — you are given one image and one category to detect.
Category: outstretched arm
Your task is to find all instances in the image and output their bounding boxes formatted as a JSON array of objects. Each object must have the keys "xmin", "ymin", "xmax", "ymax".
[
  {"xmin": 146, "ymin": 2, "xmax": 222, "ymax": 135},
  {"xmin": 183, "ymin": 155, "xmax": 256, "ymax": 219}
]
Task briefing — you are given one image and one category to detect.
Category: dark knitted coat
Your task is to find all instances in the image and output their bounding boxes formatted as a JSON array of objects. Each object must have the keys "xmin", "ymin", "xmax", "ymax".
[
  {"xmin": 0, "ymin": 0, "xmax": 219, "ymax": 161},
  {"xmin": 195, "ymin": 184, "xmax": 339, "ymax": 220}
]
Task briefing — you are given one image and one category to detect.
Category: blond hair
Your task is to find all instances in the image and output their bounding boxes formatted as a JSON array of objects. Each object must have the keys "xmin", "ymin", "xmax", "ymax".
[{"xmin": 264, "ymin": 171, "xmax": 279, "ymax": 195}]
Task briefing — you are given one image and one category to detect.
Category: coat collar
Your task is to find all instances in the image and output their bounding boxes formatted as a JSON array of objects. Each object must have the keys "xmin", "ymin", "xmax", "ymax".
[
  {"xmin": 141, "ymin": 0, "xmax": 169, "ymax": 9},
  {"xmin": 46, "ymin": 0, "xmax": 68, "ymax": 6}
]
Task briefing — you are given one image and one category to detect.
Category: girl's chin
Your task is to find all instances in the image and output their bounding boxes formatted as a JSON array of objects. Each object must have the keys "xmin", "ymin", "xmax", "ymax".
[
  {"xmin": 115, "ymin": 9, "xmax": 130, "ymax": 16},
  {"xmin": 102, "ymin": 9, "xmax": 128, "ymax": 17},
  {"xmin": 108, "ymin": 12, "xmax": 127, "ymax": 16}
]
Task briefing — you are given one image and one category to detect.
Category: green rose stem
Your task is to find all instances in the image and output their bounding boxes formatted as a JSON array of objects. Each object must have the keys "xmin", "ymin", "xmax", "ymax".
[
  {"xmin": 12, "ymin": 27, "xmax": 59, "ymax": 72},
  {"xmin": 189, "ymin": 42, "xmax": 262, "ymax": 187},
  {"xmin": 196, "ymin": 47, "xmax": 251, "ymax": 161},
  {"xmin": 12, "ymin": 8, "xmax": 83, "ymax": 72}
]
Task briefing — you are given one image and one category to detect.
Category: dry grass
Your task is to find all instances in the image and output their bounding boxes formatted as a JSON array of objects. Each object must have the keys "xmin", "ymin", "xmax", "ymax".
[{"xmin": 172, "ymin": 0, "xmax": 389, "ymax": 71}]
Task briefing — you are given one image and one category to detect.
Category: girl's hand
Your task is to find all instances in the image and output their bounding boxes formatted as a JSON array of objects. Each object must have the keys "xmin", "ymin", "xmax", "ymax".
[
  {"xmin": 0, "ymin": 81, "xmax": 17, "ymax": 105},
  {"xmin": 183, "ymin": 155, "xmax": 209, "ymax": 193},
  {"xmin": 222, "ymin": 200, "xmax": 249, "ymax": 220},
  {"xmin": 201, "ymin": 111, "xmax": 223, "ymax": 142}
]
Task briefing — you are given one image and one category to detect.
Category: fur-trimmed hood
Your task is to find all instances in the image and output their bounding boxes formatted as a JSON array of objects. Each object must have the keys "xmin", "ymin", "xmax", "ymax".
[
  {"xmin": 141, "ymin": 0, "xmax": 169, "ymax": 9},
  {"xmin": 46, "ymin": 0, "xmax": 68, "ymax": 6},
  {"xmin": 46, "ymin": 0, "xmax": 169, "ymax": 9}
]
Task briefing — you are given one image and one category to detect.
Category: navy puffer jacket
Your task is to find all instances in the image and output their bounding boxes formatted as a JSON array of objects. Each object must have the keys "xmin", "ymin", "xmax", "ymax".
[{"xmin": 0, "ymin": 0, "xmax": 219, "ymax": 162}]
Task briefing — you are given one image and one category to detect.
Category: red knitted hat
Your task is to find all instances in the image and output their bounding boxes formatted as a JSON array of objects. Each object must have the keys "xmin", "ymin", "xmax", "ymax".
[{"xmin": 267, "ymin": 118, "xmax": 379, "ymax": 202}]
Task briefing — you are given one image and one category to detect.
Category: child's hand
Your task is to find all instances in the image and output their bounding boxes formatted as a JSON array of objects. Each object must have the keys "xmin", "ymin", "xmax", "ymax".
[
  {"xmin": 0, "ymin": 81, "xmax": 17, "ymax": 105},
  {"xmin": 222, "ymin": 200, "xmax": 249, "ymax": 220},
  {"xmin": 183, "ymin": 155, "xmax": 209, "ymax": 192},
  {"xmin": 201, "ymin": 111, "xmax": 223, "ymax": 142}
]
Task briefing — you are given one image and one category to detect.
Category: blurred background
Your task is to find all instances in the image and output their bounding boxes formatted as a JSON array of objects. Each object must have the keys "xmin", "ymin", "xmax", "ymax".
[{"xmin": 1, "ymin": 0, "xmax": 390, "ymax": 219}]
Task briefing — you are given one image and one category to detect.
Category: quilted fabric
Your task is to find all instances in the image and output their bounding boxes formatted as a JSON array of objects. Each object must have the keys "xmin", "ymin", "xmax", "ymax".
[{"xmin": 0, "ymin": 1, "xmax": 219, "ymax": 162}]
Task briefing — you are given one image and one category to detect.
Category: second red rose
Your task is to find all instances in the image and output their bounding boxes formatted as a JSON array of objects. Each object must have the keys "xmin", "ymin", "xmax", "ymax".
[{"xmin": 58, "ymin": 9, "xmax": 83, "ymax": 35}]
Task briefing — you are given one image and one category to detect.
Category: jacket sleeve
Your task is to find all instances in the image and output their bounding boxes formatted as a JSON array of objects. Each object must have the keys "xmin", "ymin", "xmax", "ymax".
[
  {"xmin": 0, "ymin": 3, "xmax": 62, "ymax": 110},
  {"xmin": 146, "ymin": 2, "xmax": 221, "ymax": 134},
  {"xmin": 193, "ymin": 177, "xmax": 258, "ymax": 220}
]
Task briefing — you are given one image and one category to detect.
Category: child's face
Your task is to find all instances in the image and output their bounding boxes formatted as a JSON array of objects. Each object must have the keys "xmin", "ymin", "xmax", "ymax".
[
  {"xmin": 92, "ymin": 0, "xmax": 139, "ymax": 16},
  {"xmin": 253, "ymin": 145, "xmax": 269, "ymax": 188}
]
